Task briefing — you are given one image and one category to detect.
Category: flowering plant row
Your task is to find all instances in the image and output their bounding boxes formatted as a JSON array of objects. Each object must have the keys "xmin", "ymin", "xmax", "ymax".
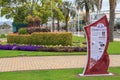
[
  {"xmin": 0, "ymin": 44, "xmax": 43, "ymax": 51},
  {"xmin": 0, "ymin": 44, "xmax": 87, "ymax": 52}
]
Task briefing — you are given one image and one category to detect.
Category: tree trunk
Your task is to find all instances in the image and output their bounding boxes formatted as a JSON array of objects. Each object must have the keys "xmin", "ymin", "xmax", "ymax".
[
  {"xmin": 85, "ymin": 11, "xmax": 90, "ymax": 25},
  {"xmin": 52, "ymin": 17, "xmax": 55, "ymax": 32},
  {"xmin": 85, "ymin": 1, "xmax": 90, "ymax": 25},
  {"xmin": 57, "ymin": 19, "xmax": 60, "ymax": 31},
  {"xmin": 109, "ymin": 0, "xmax": 116, "ymax": 42},
  {"xmin": 65, "ymin": 16, "xmax": 68, "ymax": 31},
  {"xmin": 65, "ymin": 9, "xmax": 70, "ymax": 32}
]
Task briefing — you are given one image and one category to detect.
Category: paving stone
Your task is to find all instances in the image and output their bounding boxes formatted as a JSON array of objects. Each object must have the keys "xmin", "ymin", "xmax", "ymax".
[{"xmin": 0, "ymin": 55, "xmax": 120, "ymax": 72}]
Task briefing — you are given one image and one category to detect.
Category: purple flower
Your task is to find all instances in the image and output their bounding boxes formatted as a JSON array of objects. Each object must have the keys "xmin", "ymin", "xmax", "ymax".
[
  {"xmin": 0, "ymin": 44, "xmax": 44, "ymax": 51},
  {"xmin": 1, "ymin": 45, "xmax": 13, "ymax": 50},
  {"xmin": 12, "ymin": 46, "xmax": 19, "ymax": 50},
  {"xmin": 19, "ymin": 45, "xmax": 41, "ymax": 51}
]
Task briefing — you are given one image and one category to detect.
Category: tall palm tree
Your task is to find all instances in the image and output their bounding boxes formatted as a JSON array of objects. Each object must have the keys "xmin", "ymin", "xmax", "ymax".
[
  {"xmin": 109, "ymin": 0, "xmax": 115, "ymax": 42},
  {"xmin": 62, "ymin": 1, "xmax": 72, "ymax": 31},
  {"xmin": 49, "ymin": 0, "xmax": 63, "ymax": 31},
  {"xmin": 109, "ymin": 0, "xmax": 120, "ymax": 42},
  {"xmin": 75, "ymin": 0, "xmax": 97, "ymax": 24},
  {"xmin": 95, "ymin": 0, "xmax": 102, "ymax": 14},
  {"xmin": 56, "ymin": 5, "xmax": 65, "ymax": 31},
  {"xmin": 70, "ymin": 6, "xmax": 76, "ymax": 32}
]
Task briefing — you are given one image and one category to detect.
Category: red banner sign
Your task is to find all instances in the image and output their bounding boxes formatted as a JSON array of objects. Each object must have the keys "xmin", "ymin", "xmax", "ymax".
[{"xmin": 82, "ymin": 15, "xmax": 110, "ymax": 76}]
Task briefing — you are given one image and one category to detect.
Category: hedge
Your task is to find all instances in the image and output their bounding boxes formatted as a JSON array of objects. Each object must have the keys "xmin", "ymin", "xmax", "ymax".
[
  {"xmin": 7, "ymin": 34, "xmax": 31, "ymax": 44},
  {"xmin": 7, "ymin": 32, "xmax": 72, "ymax": 46}
]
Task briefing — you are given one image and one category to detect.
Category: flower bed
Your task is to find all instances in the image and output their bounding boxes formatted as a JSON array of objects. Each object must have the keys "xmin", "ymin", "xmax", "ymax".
[
  {"xmin": 0, "ymin": 44, "xmax": 87, "ymax": 52},
  {"xmin": 38, "ymin": 46, "xmax": 87, "ymax": 52},
  {"xmin": 0, "ymin": 44, "xmax": 43, "ymax": 51}
]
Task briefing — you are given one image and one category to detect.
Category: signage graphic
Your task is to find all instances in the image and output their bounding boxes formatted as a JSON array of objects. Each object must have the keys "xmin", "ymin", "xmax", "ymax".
[{"xmin": 82, "ymin": 15, "xmax": 110, "ymax": 76}]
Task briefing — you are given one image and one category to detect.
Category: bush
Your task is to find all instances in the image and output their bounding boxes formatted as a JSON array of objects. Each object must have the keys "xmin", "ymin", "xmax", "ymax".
[
  {"xmin": 38, "ymin": 46, "xmax": 87, "ymax": 52},
  {"xmin": 0, "ymin": 34, "xmax": 6, "ymax": 38},
  {"xmin": 18, "ymin": 28, "xmax": 28, "ymax": 34},
  {"xmin": 34, "ymin": 16, "xmax": 41, "ymax": 27},
  {"xmin": 31, "ymin": 32, "xmax": 72, "ymax": 46},
  {"xmin": 18, "ymin": 27, "xmax": 50, "ymax": 34},
  {"xmin": 7, "ymin": 32, "xmax": 72, "ymax": 46},
  {"xmin": 27, "ymin": 27, "xmax": 50, "ymax": 34},
  {"xmin": 7, "ymin": 34, "xmax": 31, "ymax": 44}
]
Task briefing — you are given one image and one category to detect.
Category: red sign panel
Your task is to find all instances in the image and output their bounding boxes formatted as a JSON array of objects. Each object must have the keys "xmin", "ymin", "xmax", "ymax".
[{"xmin": 83, "ymin": 15, "xmax": 110, "ymax": 75}]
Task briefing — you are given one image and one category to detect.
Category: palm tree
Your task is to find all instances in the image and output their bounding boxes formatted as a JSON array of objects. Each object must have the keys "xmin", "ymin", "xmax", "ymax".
[
  {"xmin": 62, "ymin": 1, "xmax": 72, "ymax": 31},
  {"xmin": 75, "ymin": 0, "xmax": 97, "ymax": 24},
  {"xmin": 55, "ymin": 6, "xmax": 65, "ymax": 31},
  {"xmin": 70, "ymin": 6, "xmax": 76, "ymax": 32},
  {"xmin": 95, "ymin": 0, "xmax": 102, "ymax": 14},
  {"xmin": 48, "ymin": 0, "xmax": 63, "ymax": 32},
  {"xmin": 109, "ymin": 0, "xmax": 116, "ymax": 42},
  {"xmin": 109, "ymin": 0, "xmax": 120, "ymax": 42}
]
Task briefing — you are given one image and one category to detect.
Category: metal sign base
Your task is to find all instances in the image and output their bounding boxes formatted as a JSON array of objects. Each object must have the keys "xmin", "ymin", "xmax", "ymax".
[{"xmin": 79, "ymin": 73, "xmax": 113, "ymax": 77}]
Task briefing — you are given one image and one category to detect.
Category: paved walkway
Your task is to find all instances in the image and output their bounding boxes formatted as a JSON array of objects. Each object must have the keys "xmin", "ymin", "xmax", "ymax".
[{"xmin": 0, "ymin": 55, "xmax": 120, "ymax": 72}]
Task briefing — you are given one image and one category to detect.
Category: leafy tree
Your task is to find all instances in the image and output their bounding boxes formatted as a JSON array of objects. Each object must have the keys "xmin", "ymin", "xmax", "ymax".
[
  {"xmin": 33, "ymin": 2, "xmax": 51, "ymax": 24},
  {"xmin": 50, "ymin": 0, "xmax": 64, "ymax": 31},
  {"xmin": 1, "ymin": 0, "xmax": 31, "ymax": 24},
  {"xmin": 0, "ymin": 0, "xmax": 64, "ymax": 30}
]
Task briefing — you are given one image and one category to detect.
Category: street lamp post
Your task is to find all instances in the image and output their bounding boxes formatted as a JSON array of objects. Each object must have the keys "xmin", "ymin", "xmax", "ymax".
[
  {"xmin": 0, "ymin": 7, "xmax": 1, "ymax": 18},
  {"xmin": 51, "ymin": 0, "xmax": 53, "ymax": 32},
  {"xmin": 77, "ymin": 9, "xmax": 80, "ymax": 36},
  {"xmin": 75, "ymin": 6, "xmax": 80, "ymax": 36}
]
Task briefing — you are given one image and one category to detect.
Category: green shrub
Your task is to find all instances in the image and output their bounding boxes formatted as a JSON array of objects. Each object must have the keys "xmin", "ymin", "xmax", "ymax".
[
  {"xmin": 19, "ymin": 35, "xmax": 31, "ymax": 44},
  {"xmin": 7, "ymin": 32, "xmax": 72, "ymax": 46},
  {"xmin": 18, "ymin": 28, "xmax": 28, "ymax": 34},
  {"xmin": 7, "ymin": 34, "xmax": 20, "ymax": 44},
  {"xmin": 27, "ymin": 27, "xmax": 50, "ymax": 34},
  {"xmin": 7, "ymin": 34, "xmax": 31, "ymax": 44},
  {"xmin": 31, "ymin": 32, "xmax": 45, "ymax": 45},
  {"xmin": 31, "ymin": 32, "xmax": 72, "ymax": 46},
  {"xmin": 0, "ymin": 34, "xmax": 6, "ymax": 38}
]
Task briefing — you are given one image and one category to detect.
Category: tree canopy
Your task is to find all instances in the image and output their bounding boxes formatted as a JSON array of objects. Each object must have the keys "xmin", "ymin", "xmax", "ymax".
[{"xmin": 0, "ymin": 0, "xmax": 64, "ymax": 25}]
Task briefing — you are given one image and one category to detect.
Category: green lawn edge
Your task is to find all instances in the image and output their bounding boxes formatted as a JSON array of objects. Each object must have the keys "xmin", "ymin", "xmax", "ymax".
[
  {"xmin": 0, "ymin": 50, "xmax": 86, "ymax": 58},
  {"xmin": 0, "ymin": 67, "xmax": 120, "ymax": 80}
]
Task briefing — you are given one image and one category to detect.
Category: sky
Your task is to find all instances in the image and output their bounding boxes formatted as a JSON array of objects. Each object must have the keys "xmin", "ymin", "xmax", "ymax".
[
  {"xmin": 0, "ymin": 0, "xmax": 120, "ymax": 22},
  {"xmin": 67, "ymin": 0, "xmax": 120, "ymax": 11}
]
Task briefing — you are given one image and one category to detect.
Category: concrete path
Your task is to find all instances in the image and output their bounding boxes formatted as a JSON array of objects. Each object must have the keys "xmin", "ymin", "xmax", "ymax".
[{"xmin": 0, "ymin": 55, "xmax": 120, "ymax": 72}]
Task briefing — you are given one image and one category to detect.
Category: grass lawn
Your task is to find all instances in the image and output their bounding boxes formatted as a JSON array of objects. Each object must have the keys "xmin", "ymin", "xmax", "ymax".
[
  {"xmin": 72, "ymin": 36, "xmax": 120, "ymax": 54},
  {"xmin": 0, "ymin": 50, "xmax": 86, "ymax": 58},
  {"xmin": 72, "ymin": 36, "xmax": 86, "ymax": 43},
  {"xmin": 0, "ymin": 67, "xmax": 120, "ymax": 80},
  {"xmin": 108, "ymin": 41, "xmax": 120, "ymax": 54}
]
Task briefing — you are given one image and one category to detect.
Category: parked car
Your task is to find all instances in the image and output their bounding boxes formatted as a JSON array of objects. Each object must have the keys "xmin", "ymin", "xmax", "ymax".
[{"xmin": 114, "ymin": 18, "xmax": 120, "ymax": 31}]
